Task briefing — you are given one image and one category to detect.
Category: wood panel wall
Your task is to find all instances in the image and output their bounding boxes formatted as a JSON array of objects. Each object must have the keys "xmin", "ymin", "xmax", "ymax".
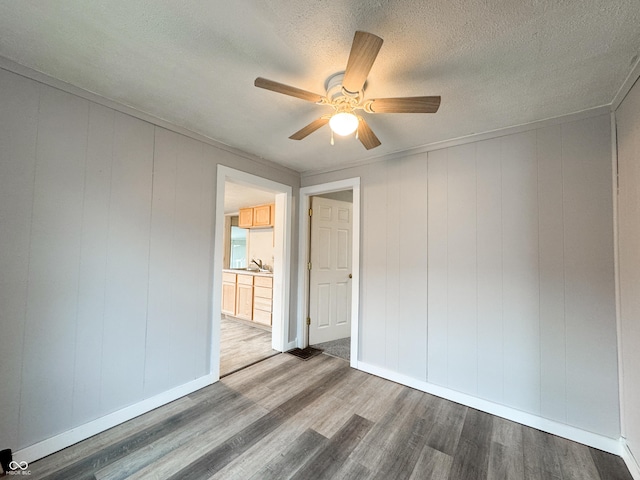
[
  {"xmin": 0, "ymin": 67, "xmax": 299, "ymax": 452},
  {"xmin": 616, "ymin": 77, "xmax": 640, "ymax": 461},
  {"xmin": 303, "ymin": 113, "xmax": 620, "ymax": 439}
]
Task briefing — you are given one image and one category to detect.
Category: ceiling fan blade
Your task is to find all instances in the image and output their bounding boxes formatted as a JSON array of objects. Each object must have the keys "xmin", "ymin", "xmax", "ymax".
[
  {"xmin": 367, "ymin": 96, "xmax": 441, "ymax": 113},
  {"xmin": 342, "ymin": 31, "xmax": 384, "ymax": 94},
  {"xmin": 255, "ymin": 77, "xmax": 325, "ymax": 103},
  {"xmin": 289, "ymin": 117, "xmax": 330, "ymax": 140},
  {"xmin": 357, "ymin": 117, "xmax": 381, "ymax": 150}
]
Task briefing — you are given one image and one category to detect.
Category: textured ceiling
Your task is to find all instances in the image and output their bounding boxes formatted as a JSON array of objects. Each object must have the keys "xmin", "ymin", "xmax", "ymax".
[
  {"xmin": 224, "ymin": 181, "xmax": 275, "ymax": 215},
  {"xmin": 1, "ymin": 1, "xmax": 639, "ymax": 173}
]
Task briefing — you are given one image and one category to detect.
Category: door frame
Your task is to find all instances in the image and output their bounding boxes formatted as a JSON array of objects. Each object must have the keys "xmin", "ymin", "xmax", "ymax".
[
  {"xmin": 211, "ymin": 165, "xmax": 293, "ymax": 380},
  {"xmin": 297, "ymin": 178, "xmax": 360, "ymax": 369}
]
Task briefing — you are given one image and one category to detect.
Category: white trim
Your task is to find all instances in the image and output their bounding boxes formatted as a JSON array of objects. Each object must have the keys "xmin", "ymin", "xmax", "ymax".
[
  {"xmin": 0, "ymin": 56, "xmax": 298, "ymax": 179},
  {"xmin": 14, "ymin": 373, "xmax": 215, "ymax": 464},
  {"xmin": 357, "ymin": 361, "xmax": 622, "ymax": 455},
  {"xmin": 301, "ymin": 106, "xmax": 611, "ymax": 178},
  {"xmin": 612, "ymin": 55, "xmax": 640, "ymax": 112},
  {"xmin": 297, "ymin": 178, "xmax": 361, "ymax": 369},
  {"xmin": 213, "ymin": 166, "xmax": 293, "ymax": 371},
  {"xmin": 622, "ymin": 440, "xmax": 640, "ymax": 480}
]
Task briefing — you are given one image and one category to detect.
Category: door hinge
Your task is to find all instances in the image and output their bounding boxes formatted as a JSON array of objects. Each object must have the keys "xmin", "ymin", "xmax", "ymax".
[
  {"xmin": 307, "ymin": 262, "xmax": 312, "ymax": 270},
  {"xmin": 309, "ymin": 208, "xmax": 313, "ymax": 216},
  {"xmin": 306, "ymin": 317, "xmax": 311, "ymax": 326}
]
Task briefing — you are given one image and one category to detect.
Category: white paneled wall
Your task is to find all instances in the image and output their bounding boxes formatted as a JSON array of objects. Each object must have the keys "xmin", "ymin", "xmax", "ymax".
[
  {"xmin": 429, "ymin": 116, "xmax": 618, "ymax": 436},
  {"xmin": 617, "ymin": 77, "xmax": 640, "ymax": 463},
  {"xmin": 0, "ymin": 66, "xmax": 297, "ymax": 453},
  {"xmin": 304, "ymin": 112, "xmax": 620, "ymax": 439}
]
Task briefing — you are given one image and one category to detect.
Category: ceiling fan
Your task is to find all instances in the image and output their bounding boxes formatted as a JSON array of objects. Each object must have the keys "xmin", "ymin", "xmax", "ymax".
[{"xmin": 254, "ymin": 31, "xmax": 441, "ymax": 150}]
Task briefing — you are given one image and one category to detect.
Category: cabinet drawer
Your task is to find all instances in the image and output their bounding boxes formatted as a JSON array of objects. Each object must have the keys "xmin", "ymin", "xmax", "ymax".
[
  {"xmin": 253, "ymin": 309, "xmax": 272, "ymax": 326},
  {"xmin": 237, "ymin": 274, "xmax": 254, "ymax": 286},
  {"xmin": 253, "ymin": 296, "xmax": 272, "ymax": 312},
  {"xmin": 254, "ymin": 286, "xmax": 272, "ymax": 299},
  {"xmin": 222, "ymin": 272, "xmax": 236, "ymax": 283},
  {"xmin": 254, "ymin": 276, "xmax": 273, "ymax": 288}
]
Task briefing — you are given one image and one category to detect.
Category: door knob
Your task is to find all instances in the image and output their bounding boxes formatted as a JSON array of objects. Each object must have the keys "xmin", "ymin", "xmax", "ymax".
[{"xmin": 348, "ymin": 274, "xmax": 352, "ymax": 279}]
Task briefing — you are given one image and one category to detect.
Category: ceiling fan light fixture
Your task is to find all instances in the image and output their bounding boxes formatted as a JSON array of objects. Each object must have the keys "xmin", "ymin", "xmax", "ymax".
[{"xmin": 329, "ymin": 111, "xmax": 359, "ymax": 136}]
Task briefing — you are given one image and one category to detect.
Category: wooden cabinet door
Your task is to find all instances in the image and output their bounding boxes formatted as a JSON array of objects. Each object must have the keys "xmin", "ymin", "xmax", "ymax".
[
  {"xmin": 253, "ymin": 204, "xmax": 272, "ymax": 227},
  {"xmin": 236, "ymin": 283, "xmax": 254, "ymax": 320},
  {"xmin": 221, "ymin": 272, "xmax": 237, "ymax": 315},
  {"xmin": 238, "ymin": 207, "xmax": 253, "ymax": 228},
  {"xmin": 221, "ymin": 282, "xmax": 236, "ymax": 315}
]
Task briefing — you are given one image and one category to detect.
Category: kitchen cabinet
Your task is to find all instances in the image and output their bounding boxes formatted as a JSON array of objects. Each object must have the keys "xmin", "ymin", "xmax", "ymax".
[
  {"xmin": 235, "ymin": 274, "xmax": 254, "ymax": 320},
  {"xmin": 221, "ymin": 270, "xmax": 273, "ymax": 325},
  {"xmin": 253, "ymin": 204, "xmax": 272, "ymax": 227},
  {"xmin": 221, "ymin": 272, "xmax": 237, "ymax": 315},
  {"xmin": 238, "ymin": 208, "xmax": 254, "ymax": 228},
  {"xmin": 238, "ymin": 204, "xmax": 274, "ymax": 228}
]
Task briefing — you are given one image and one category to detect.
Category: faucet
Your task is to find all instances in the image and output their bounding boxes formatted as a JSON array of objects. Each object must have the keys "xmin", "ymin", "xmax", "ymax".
[{"xmin": 251, "ymin": 258, "xmax": 262, "ymax": 269}]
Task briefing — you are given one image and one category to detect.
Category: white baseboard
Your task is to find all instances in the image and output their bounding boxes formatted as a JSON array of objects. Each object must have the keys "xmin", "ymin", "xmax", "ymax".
[
  {"xmin": 15, "ymin": 373, "xmax": 216, "ymax": 464},
  {"xmin": 357, "ymin": 361, "xmax": 622, "ymax": 455},
  {"xmin": 622, "ymin": 440, "xmax": 640, "ymax": 480}
]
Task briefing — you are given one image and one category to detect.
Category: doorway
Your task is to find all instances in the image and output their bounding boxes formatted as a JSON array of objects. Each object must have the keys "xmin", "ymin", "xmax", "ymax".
[
  {"xmin": 297, "ymin": 178, "xmax": 361, "ymax": 369},
  {"xmin": 212, "ymin": 166, "xmax": 293, "ymax": 380}
]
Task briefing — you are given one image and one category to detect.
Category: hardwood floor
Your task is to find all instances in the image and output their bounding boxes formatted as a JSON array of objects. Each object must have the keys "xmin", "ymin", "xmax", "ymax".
[
  {"xmin": 30, "ymin": 354, "xmax": 632, "ymax": 479},
  {"xmin": 219, "ymin": 316, "xmax": 278, "ymax": 377}
]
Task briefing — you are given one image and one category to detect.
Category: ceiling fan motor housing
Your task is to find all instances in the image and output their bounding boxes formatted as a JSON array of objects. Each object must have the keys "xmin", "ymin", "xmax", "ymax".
[{"xmin": 325, "ymin": 72, "xmax": 362, "ymax": 103}]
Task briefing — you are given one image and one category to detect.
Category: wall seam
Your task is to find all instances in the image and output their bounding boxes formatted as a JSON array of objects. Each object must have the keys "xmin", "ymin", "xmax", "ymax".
[
  {"xmin": 474, "ymin": 142, "xmax": 479, "ymax": 395},
  {"xmin": 141, "ymin": 127, "xmax": 157, "ymax": 390},
  {"xmin": 535, "ymin": 129, "xmax": 542, "ymax": 416},
  {"xmin": 70, "ymin": 100, "xmax": 91, "ymax": 422},
  {"xmin": 560, "ymin": 123, "xmax": 568, "ymax": 424},
  {"xmin": 99, "ymin": 112, "xmax": 117, "ymax": 413},
  {"xmin": 16, "ymin": 82, "xmax": 43, "ymax": 449}
]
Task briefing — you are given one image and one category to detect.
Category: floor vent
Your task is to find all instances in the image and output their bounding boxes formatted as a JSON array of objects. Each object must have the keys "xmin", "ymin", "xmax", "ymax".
[{"xmin": 286, "ymin": 346, "xmax": 323, "ymax": 360}]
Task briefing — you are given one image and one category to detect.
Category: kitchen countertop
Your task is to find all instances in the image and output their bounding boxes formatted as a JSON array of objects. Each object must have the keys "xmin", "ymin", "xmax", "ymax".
[{"xmin": 222, "ymin": 268, "xmax": 273, "ymax": 277}]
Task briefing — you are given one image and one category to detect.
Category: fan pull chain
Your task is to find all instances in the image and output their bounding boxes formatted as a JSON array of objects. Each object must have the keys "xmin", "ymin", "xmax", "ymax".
[{"xmin": 330, "ymin": 130, "xmax": 334, "ymax": 146}]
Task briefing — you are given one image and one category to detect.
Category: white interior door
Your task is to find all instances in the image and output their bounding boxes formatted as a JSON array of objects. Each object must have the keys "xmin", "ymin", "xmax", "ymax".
[{"xmin": 309, "ymin": 196, "xmax": 353, "ymax": 344}]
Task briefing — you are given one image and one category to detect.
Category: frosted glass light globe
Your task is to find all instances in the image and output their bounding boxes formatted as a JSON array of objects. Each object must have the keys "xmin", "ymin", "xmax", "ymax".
[{"xmin": 329, "ymin": 112, "xmax": 359, "ymax": 136}]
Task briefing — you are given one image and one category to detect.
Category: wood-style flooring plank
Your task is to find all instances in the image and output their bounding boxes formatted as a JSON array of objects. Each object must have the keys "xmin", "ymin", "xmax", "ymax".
[
  {"xmin": 247, "ymin": 429, "xmax": 328, "ymax": 480},
  {"xmin": 423, "ymin": 396, "xmax": 467, "ymax": 456},
  {"xmin": 219, "ymin": 317, "xmax": 277, "ymax": 376},
  {"xmin": 290, "ymin": 414, "xmax": 373, "ymax": 480},
  {"xmin": 408, "ymin": 445, "xmax": 453, "ymax": 480},
  {"xmin": 224, "ymin": 354, "xmax": 340, "ymax": 410},
  {"xmin": 590, "ymin": 447, "xmax": 635, "ymax": 480},
  {"xmin": 448, "ymin": 408, "xmax": 494, "ymax": 480},
  {"xmin": 348, "ymin": 388, "xmax": 427, "ymax": 468},
  {"xmin": 487, "ymin": 416, "xmax": 525, "ymax": 480},
  {"xmin": 306, "ymin": 368, "xmax": 370, "ymax": 438},
  {"xmin": 522, "ymin": 427, "xmax": 563, "ymax": 480},
  {"xmin": 554, "ymin": 435, "xmax": 602, "ymax": 480},
  {"xmin": 371, "ymin": 416, "xmax": 431, "ymax": 480}
]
